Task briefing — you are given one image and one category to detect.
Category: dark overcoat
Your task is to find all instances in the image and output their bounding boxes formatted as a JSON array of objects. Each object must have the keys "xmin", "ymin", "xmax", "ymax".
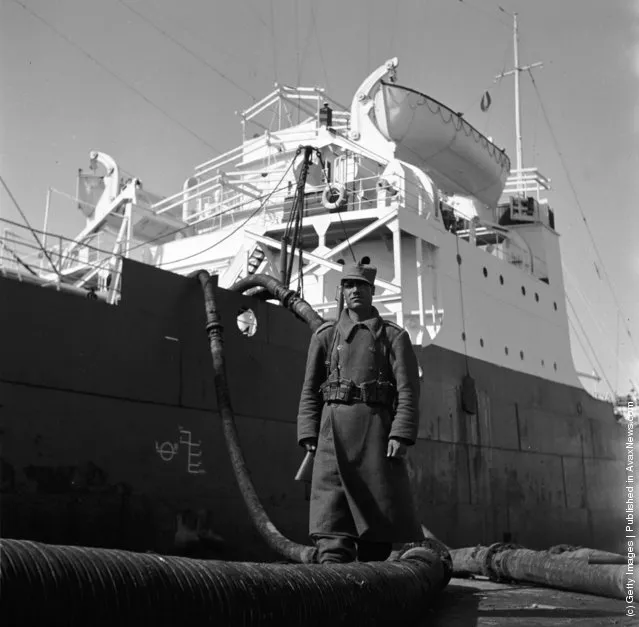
[{"xmin": 297, "ymin": 308, "xmax": 422, "ymax": 543}]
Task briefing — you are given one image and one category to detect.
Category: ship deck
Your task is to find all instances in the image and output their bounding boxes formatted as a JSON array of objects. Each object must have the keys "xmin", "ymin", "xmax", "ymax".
[{"xmin": 425, "ymin": 578, "xmax": 632, "ymax": 626}]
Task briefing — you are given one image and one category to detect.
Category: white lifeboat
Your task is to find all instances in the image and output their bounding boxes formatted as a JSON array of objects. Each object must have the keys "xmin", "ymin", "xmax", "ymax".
[{"xmin": 372, "ymin": 82, "xmax": 510, "ymax": 208}]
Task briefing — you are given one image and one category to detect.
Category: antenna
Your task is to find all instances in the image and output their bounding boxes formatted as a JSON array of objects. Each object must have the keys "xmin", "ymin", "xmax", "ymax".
[{"xmin": 495, "ymin": 12, "xmax": 543, "ymax": 194}]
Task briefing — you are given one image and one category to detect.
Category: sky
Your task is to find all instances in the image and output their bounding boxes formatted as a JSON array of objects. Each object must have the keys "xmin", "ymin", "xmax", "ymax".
[{"xmin": 1, "ymin": 0, "xmax": 638, "ymax": 398}]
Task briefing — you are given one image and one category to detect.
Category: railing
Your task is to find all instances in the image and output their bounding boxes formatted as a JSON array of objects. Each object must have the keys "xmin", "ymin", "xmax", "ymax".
[
  {"xmin": 502, "ymin": 167, "xmax": 551, "ymax": 197},
  {"xmin": 0, "ymin": 217, "xmax": 126, "ymax": 304}
]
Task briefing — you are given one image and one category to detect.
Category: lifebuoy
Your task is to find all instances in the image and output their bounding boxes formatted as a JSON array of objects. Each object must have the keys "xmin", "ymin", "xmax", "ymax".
[{"xmin": 321, "ymin": 184, "xmax": 348, "ymax": 210}]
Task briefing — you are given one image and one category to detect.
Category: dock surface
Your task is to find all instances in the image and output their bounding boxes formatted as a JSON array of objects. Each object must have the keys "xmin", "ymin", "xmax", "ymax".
[{"xmin": 423, "ymin": 578, "xmax": 633, "ymax": 626}]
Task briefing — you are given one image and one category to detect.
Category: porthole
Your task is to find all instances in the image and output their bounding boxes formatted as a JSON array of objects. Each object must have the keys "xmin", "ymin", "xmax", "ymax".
[
  {"xmin": 521, "ymin": 286, "xmax": 526, "ymax": 296},
  {"xmin": 360, "ymin": 256, "xmax": 371, "ymax": 264},
  {"xmin": 504, "ymin": 346, "xmax": 509, "ymax": 355},
  {"xmin": 482, "ymin": 267, "xmax": 488, "ymax": 278},
  {"xmin": 237, "ymin": 307, "xmax": 258, "ymax": 337},
  {"xmin": 553, "ymin": 362, "xmax": 558, "ymax": 371},
  {"xmin": 499, "ymin": 275, "xmax": 504, "ymax": 285},
  {"xmin": 480, "ymin": 338, "xmax": 484, "ymax": 347}
]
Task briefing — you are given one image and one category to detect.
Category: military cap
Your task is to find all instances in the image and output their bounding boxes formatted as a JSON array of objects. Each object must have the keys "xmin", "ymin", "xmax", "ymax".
[{"xmin": 340, "ymin": 262, "xmax": 377, "ymax": 286}]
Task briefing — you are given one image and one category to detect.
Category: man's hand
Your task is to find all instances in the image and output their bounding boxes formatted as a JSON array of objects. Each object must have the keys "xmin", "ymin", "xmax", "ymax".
[
  {"xmin": 301, "ymin": 438, "xmax": 318, "ymax": 453},
  {"xmin": 386, "ymin": 437, "xmax": 408, "ymax": 459}
]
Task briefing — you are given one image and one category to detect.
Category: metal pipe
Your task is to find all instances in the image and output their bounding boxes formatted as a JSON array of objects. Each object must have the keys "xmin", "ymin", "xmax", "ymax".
[
  {"xmin": 450, "ymin": 544, "xmax": 628, "ymax": 600},
  {"xmin": 0, "ymin": 539, "xmax": 451, "ymax": 627}
]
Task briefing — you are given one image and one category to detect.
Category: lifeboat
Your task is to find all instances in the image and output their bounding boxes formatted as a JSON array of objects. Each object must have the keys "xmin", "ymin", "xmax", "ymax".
[{"xmin": 373, "ymin": 82, "xmax": 511, "ymax": 208}]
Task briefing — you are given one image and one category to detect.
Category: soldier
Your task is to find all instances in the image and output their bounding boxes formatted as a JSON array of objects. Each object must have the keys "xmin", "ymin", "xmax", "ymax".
[{"xmin": 297, "ymin": 262, "xmax": 422, "ymax": 564}]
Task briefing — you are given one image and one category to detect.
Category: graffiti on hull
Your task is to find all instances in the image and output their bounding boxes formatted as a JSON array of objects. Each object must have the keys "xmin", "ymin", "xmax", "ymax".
[{"xmin": 155, "ymin": 426, "xmax": 206, "ymax": 475}]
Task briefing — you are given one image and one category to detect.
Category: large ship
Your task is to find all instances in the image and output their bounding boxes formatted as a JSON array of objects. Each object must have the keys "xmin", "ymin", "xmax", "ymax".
[{"xmin": 0, "ymin": 41, "xmax": 627, "ymax": 562}]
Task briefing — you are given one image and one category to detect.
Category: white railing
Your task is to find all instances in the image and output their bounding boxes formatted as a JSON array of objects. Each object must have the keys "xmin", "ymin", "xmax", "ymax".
[{"xmin": 0, "ymin": 217, "xmax": 127, "ymax": 304}]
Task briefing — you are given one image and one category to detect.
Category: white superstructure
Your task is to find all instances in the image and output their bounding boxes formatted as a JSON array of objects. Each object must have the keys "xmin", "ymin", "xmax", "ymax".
[{"xmin": 0, "ymin": 57, "xmax": 583, "ymax": 389}]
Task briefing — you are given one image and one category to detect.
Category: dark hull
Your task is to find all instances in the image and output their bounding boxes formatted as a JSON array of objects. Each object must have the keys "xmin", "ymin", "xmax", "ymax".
[{"xmin": 0, "ymin": 261, "xmax": 625, "ymax": 561}]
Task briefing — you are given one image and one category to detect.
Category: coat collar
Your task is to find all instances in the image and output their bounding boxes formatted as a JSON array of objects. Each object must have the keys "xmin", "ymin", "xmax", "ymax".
[{"xmin": 337, "ymin": 307, "xmax": 384, "ymax": 342}]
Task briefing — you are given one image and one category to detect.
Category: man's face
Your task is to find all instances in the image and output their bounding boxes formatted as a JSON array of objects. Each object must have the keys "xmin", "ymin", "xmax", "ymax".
[{"xmin": 342, "ymin": 279, "xmax": 374, "ymax": 311}]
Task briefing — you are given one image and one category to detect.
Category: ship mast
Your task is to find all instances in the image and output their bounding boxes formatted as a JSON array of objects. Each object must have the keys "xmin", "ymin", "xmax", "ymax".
[{"xmin": 495, "ymin": 12, "xmax": 542, "ymax": 194}]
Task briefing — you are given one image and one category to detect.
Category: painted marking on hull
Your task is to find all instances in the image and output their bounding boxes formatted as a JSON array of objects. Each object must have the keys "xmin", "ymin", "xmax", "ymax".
[{"xmin": 155, "ymin": 426, "xmax": 206, "ymax": 474}]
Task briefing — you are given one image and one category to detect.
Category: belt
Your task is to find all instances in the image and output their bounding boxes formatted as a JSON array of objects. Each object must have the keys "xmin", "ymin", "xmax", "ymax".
[{"xmin": 321, "ymin": 379, "xmax": 395, "ymax": 407}]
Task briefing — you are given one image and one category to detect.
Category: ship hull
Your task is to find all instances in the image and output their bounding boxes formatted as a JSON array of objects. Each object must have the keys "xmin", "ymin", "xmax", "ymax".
[{"xmin": 0, "ymin": 261, "xmax": 625, "ymax": 560}]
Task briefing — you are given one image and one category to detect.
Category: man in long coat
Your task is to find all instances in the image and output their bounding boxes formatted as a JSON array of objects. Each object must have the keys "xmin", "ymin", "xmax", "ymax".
[{"xmin": 297, "ymin": 262, "xmax": 422, "ymax": 563}]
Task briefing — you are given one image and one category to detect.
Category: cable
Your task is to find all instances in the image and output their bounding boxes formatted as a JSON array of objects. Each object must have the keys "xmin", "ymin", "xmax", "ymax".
[
  {"xmin": 336, "ymin": 210, "xmax": 357, "ymax": 263},
  {"xmin": 454, "ymin": 234, "xmax": 471, "ymax": 376},
  {"xmin": 269, "ymin": 0, "xmax": 278, "ymax": 83},
  {"xmin": 1, "ymin": 246, "xmax": 39, "ymax": 277},
  {"xmin": 0, "ymin": 173, "xmax": 60, "ymax": 277},
  {"xmin": 310, "ymin": 4, "xmax": 330, "ymax": 92},
  {"xmin": 388, "ymin": 3, "xmax": 399, "ymax": 57},
  {"xmin": 566, "ymin": 295, "xmax": 615, "ymax": 397},
  {"xmin": 529, "ymin": 72, "xmax": 639, "ymax": 363},
  {"xmin": 297, "ymin": 7, "xmax": 315, "ymax": 79},
  {"xmin": 116, "ymin": 0, "xmax": 256, "ymax": 102},
  {"xmin": 10, "ymin": 0, "xmax": 220, "ymax": 154},
  {"xmin": 156, "ymin": 158, "xmax": 296, "ymax": 267},
  {"xmin": 456, "ymin": 0, "xmax": 510, "ymax": 28}
]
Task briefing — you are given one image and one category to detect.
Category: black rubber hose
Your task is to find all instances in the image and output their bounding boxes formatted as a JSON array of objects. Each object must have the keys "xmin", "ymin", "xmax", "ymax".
[
  {"xmin": 229, "ymin": 273, "xmax": 324, "ymax": 331},
  {"xmin": 0, "ymin": 539, "xmax": 450, "ymax": 627},
  {"xmin": 198, "ymin": 271, "xmax": 451, "ymax": 569},
  {"xmin": 197, "ymin": 271, "xmax": 318, "ymax": 563}
]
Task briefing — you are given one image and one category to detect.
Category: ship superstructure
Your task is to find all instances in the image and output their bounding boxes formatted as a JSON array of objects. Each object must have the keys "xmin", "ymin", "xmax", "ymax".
[{"xmin": 3, "ymin": 58, "xmax": 583, "ymax": 390}]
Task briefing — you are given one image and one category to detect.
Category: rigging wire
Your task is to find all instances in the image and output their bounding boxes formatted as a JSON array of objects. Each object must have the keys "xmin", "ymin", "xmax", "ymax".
[
  {"xmin": 241, "ymin": 0, "xmax": 270, "ymax": 29},
  {"xmin": 454, "ymin": 234, "xmax": 471, "ymax": 376},
  {"xmin": 155, "ymin": 158, "xmax": 296, "ymax": 267},
  {"xmin": 115, "ymin": 0, "xmax": 257, "ymax": 102},
  {"xmin": 366, "ymin": 10, "xmax": 372, "ymax": 73},
  {"xmin": 457, "ymin": 34, "xmax": 510, "ymax": 128},
  {"xmin": 269, "ymin": 0, "xmax": 279, "ymax": 83},
  {"xmin": 456, "ymin": 0, "xmax": 511, "ymax": 28},
  {"xmin": 0, "ymin": 173, "xmax": 61, "ymax": 277},
  {"xmin": 294, "ymin": 0, "xmax": 300, "ymax": 86},
  {"xmin": 126, "ymin": 170, "xmax": 293, "ymax": 255},
  {"xmin": 336, "ymin": 209, "xmax": 357, "ymax": 263},
  {"xmin": 564, "ymin": 269, "xmax": 626, "ymax": 372},
  {"xmin": 528, "ymin": 71, "xmax": 639, "ymax": 363},
  {"xmin": 11, "ymin": 0, "xmax": 221, "ymax": 154},
  {"xmin": 310, "ymin": 3, "xmax": 330, "ymax": 93},
  {"xmin": 297, "ymin": 7, "xmax": 315, "ymax": 79},
  {"xmin": 1, "ymin": 246, "xmax": 39, "ymax": 277},
  {"xmin": 325, "ymin": 151, "xmax": 356, "ymax": 263},
  {"xmin": 566, "ymin": 295, "xmax": 616, "ymax": 398},
  {"xmin": 388, "ymin": 3, "xmax": 399, "ymax": 57}
]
